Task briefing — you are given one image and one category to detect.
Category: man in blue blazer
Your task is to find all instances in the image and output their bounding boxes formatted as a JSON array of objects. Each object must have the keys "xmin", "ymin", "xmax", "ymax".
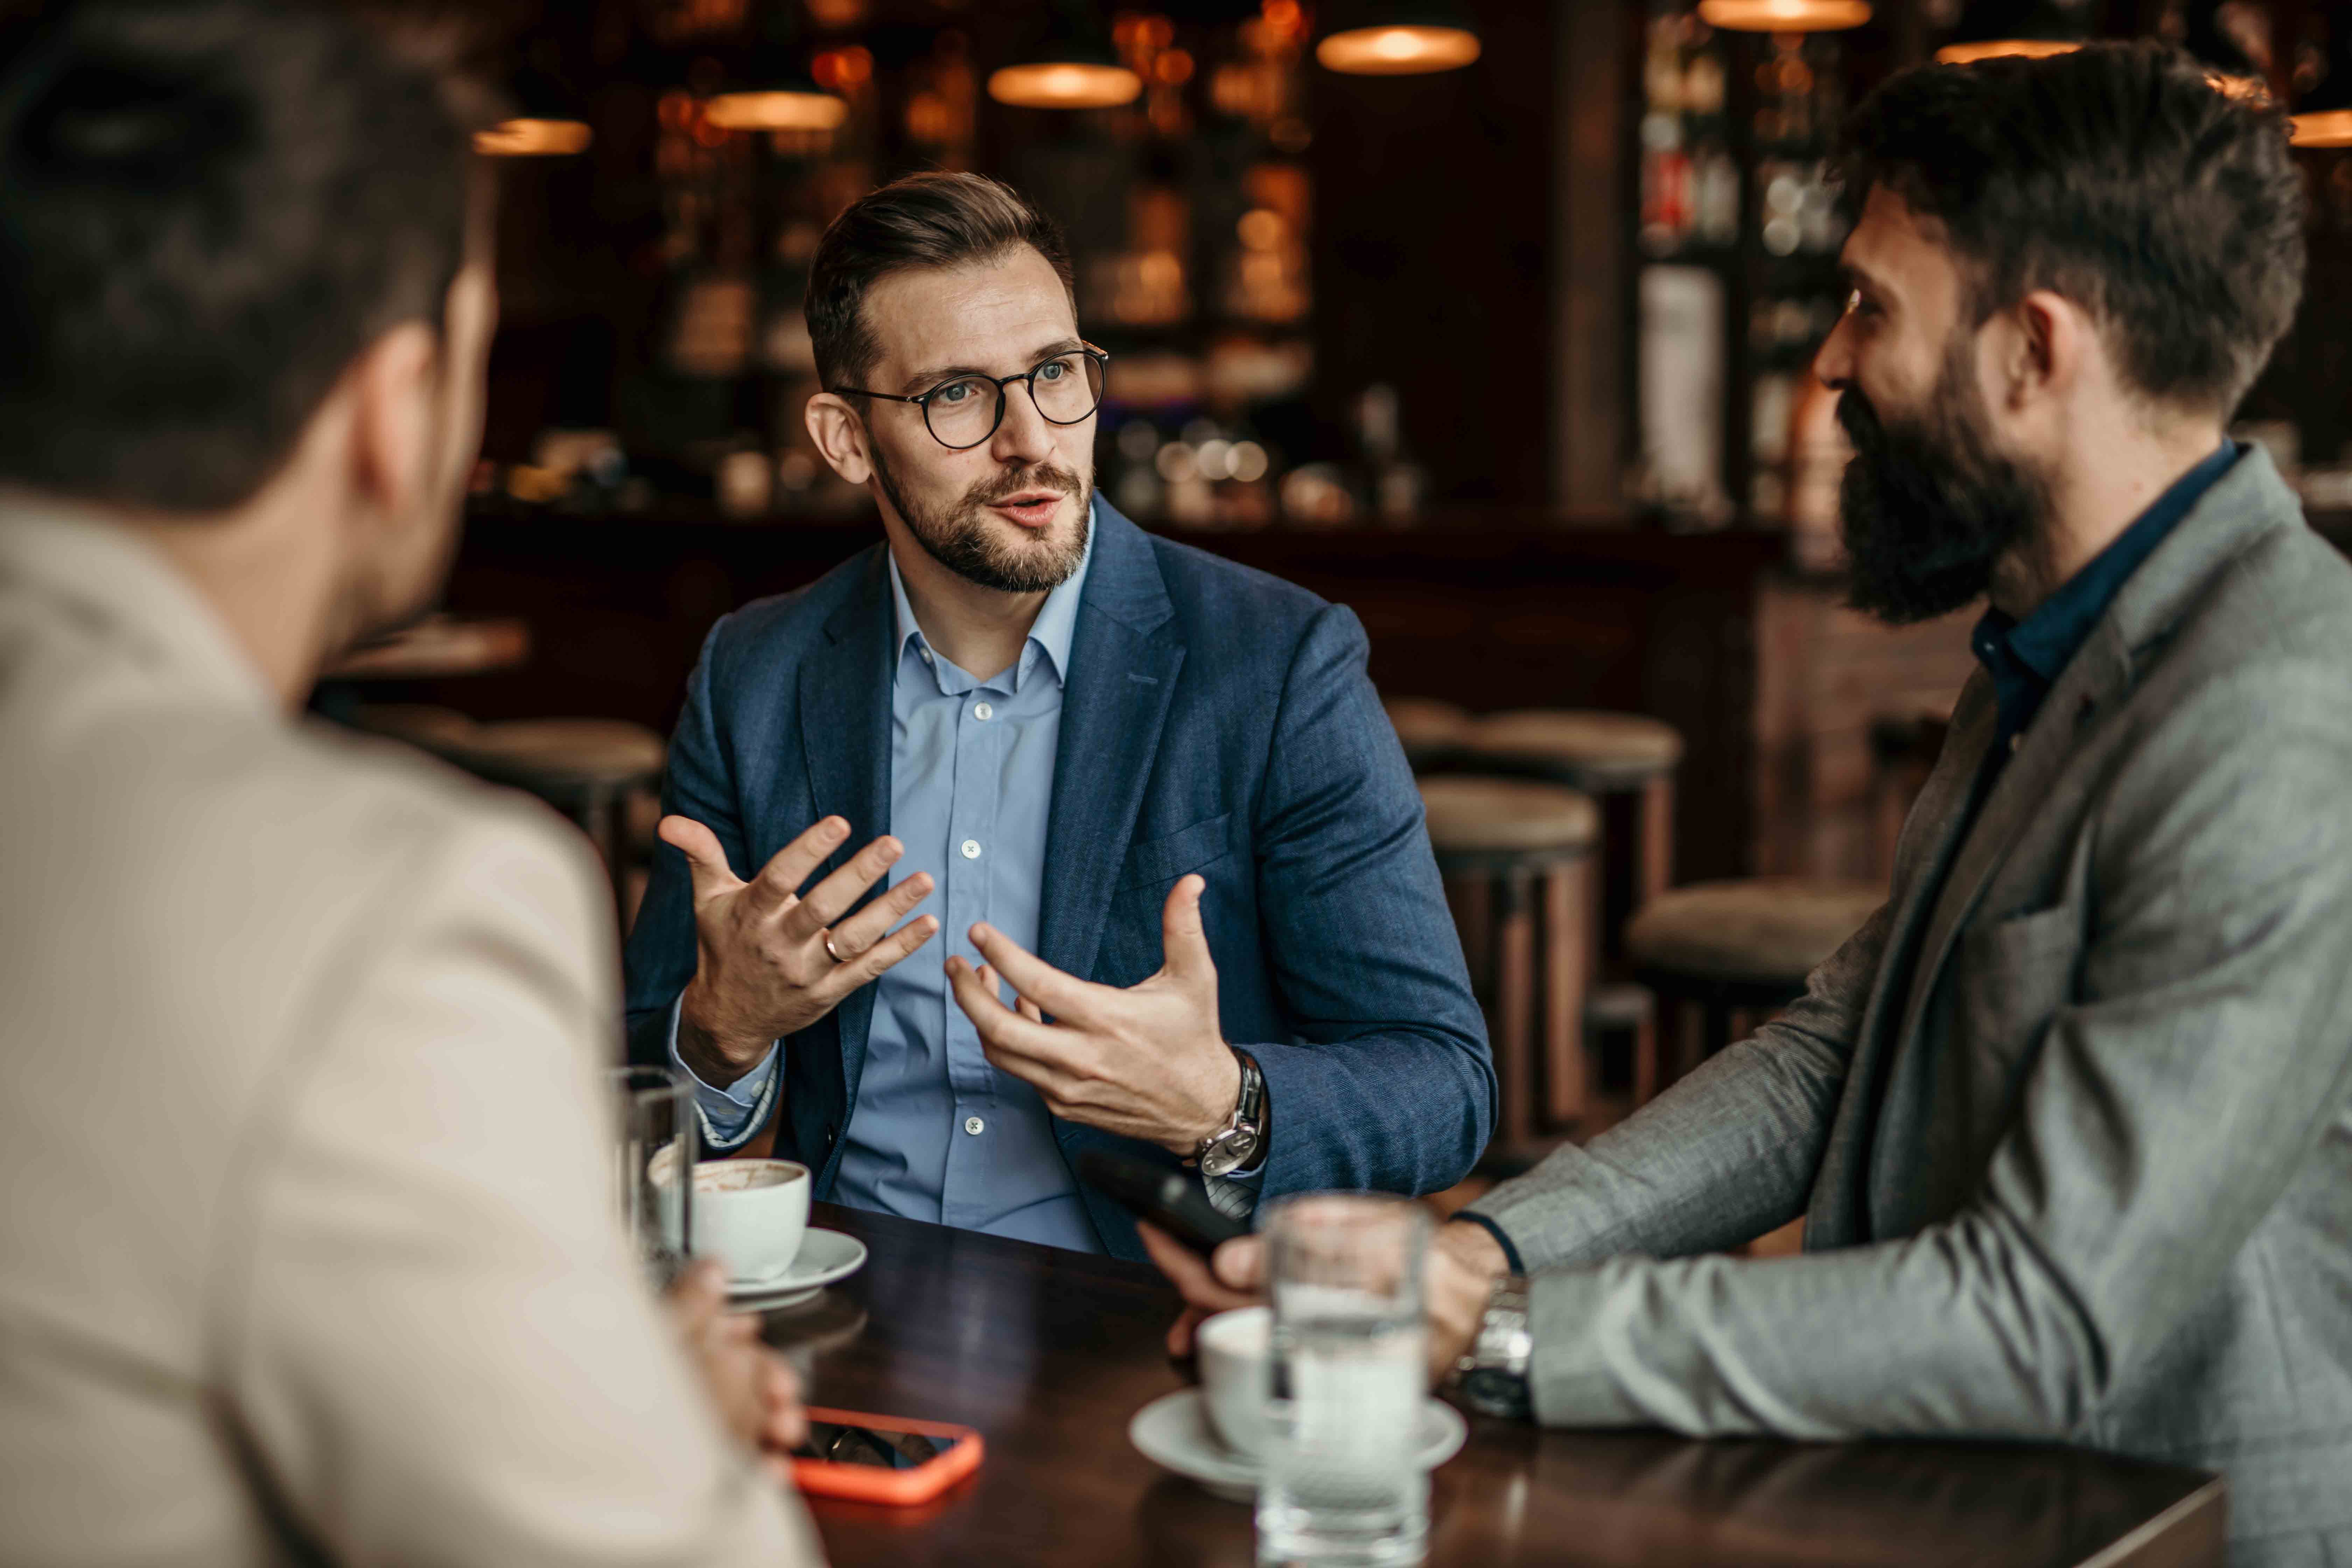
[{"xmin": 623, "ymin": 172, "xmax": 1493, "ymax": 1260}]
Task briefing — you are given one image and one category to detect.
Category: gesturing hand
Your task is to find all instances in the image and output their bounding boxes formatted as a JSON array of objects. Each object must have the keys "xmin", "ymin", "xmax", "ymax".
[
  {"xmin": 665, "ymin": 814, "xmax": 938, "ymax": 1087},
  {"xmin": 943, "ymin": 874, "xmax": 1240, "ymax": 1155}
]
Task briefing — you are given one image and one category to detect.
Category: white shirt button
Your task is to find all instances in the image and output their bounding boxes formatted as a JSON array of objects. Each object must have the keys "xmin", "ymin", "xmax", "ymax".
[
  {"xmin": 961, "ymin": 838, "xmax": 982, "ymax": 860},
  {"xmin": 920, "ymin": 646, "xmax": 934, "ymax": 665},
  {"xmin": 964, "ymin": 1115, "xmax": 986, "ymax": 1135},
  {"xmin": 974, "ymin": 701, "xmax": 994, "ymax": 721}
]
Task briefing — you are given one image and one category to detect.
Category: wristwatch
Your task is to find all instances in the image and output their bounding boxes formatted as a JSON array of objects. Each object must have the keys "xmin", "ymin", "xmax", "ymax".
[
  {"xmin": 1451, "ymin": 1275, "xmax": 1534, "ymax": 1421},
  {"xmin": 1193, "ymin": 1049, "xmax": 1265, "ymax": 1180}
]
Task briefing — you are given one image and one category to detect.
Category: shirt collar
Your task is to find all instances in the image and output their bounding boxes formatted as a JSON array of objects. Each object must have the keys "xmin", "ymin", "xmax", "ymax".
[
  {"xmin": 1980, "ymin": 439, "xmax": 2242, "ymax": 685},
  {"xmin": 884, "ymin": 492, "xmax": 1097, "ymax": 692}
]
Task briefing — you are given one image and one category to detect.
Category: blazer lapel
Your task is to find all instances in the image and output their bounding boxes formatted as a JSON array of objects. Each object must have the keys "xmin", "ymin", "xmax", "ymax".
[
  {"xmin": 798, "ymin": 547, "xmax": 895, "ymax": 1100},
  {"xmin": 1038, "ymin": 503, "xmax": 1185, "ymax": 986},
  {"xmin": 1804, "ymin": 674, "xmax": 1999, "ymax": 1245}
]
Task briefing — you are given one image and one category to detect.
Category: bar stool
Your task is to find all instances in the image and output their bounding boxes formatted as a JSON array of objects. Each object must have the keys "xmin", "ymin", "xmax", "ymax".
[
  {"xmin": 1419, "ymin": 776, "xmax": 1599, "ymax": 1145},
  {"xmin": 351, "ymin": 706, "xmax": 666, "ymax": 919},
  {"xmin": 1383, "ymin": 695, "xmax": 1471, "ymax": 773},
  {"xmin": 1626, "ymin": 878, "xmax": 1882, "ymax": 1099},
  {"xmin": 1459, "ymin": 709, "xmax": 1684, "ymax": 907}
]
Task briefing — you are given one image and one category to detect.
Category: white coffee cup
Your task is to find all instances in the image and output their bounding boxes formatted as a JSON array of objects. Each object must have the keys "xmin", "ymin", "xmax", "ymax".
[
  {"xmin": 1197, "ymin": 1305, "xmax": 1274, "ymax": 1459},
  {"xmin": 683, "ymin": 1158, "xmax": 810, "ymax": 1285}
]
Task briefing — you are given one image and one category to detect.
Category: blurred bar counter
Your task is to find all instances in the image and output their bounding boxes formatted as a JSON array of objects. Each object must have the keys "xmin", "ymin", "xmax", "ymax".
[{"xmin": 406, "ymin": 503, "xmax": 1996, "ymax": 886}]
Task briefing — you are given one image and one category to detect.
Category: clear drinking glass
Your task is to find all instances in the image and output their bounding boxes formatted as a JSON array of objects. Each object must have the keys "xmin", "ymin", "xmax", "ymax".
[
  {"xmin": 609, "ymin": 1065, "xmax": 694, "ymax": 1287},
  {"xmin": 1256, "ymin": 1193, "xmax": 1432, "ymax": 1568}
]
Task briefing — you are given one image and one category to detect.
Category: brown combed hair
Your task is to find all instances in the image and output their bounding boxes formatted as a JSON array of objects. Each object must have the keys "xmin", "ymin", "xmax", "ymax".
[
  {"xmin": 804, "ymin": 171, "xmax": 1076, "ymax": 395},
  {"xmin": 1836, "ymin": 40, "xmax": 2305, "ymax": 420}
]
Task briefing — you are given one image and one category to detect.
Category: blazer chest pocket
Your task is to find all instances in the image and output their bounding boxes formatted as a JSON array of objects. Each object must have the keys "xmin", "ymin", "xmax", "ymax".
[
  {"xmin": 1115, "ymin": 812, "xmax": 1234, "ymax": 893},
  {"xmin": 1956, "ymin": 898, "xmax": 2084, "ymax": 1073}
]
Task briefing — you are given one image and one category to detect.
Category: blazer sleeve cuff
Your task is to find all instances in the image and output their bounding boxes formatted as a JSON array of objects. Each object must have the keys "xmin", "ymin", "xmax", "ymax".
[{"xmin": 1523, "ymin": 1267, "xmax": 1652, "ymax": 1429}]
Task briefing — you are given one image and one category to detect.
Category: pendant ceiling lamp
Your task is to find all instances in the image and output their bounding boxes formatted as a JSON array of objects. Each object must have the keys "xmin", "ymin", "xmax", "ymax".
[
  {"xmin": 475, "ymin": 57, "xmax": 592, "ymax": 157},
  {"xmin": 1315, "ymin": 0, "xmax": 1482, "ymax": 76},
  {"xmin": 988, "ymin": 4, "xmax": 1142, "ymax": 108},
  {"xmin": 1696, "ymin": 0, "xmax": 1871, "ymax": 34},
  {"xmin": 1935, "ymin": 0, "xmax": 2091, "ymax": 65},
  {"xmin": 704, "ymin": 14, "xmax": 848, "ymax": 132},
  {"xmin": 2291, "ymin": 15, "xmax": 2352, "ymax": 147}
]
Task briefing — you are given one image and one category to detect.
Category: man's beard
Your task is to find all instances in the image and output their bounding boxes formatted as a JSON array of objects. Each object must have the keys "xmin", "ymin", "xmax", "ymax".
[
  {"xmin": 1837, "ymin": 338, "xmax": 2051, "ymax": 625},
  {"xmin": 870, "ymin": 442, "xmax": 1092, "ymax": 595}
]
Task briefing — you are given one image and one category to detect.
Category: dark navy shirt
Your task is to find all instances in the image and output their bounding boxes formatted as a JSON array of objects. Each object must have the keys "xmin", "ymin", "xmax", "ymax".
[{"xmin": 1970, "ymin": 441, "xmax": 2240, "ymax": 764}]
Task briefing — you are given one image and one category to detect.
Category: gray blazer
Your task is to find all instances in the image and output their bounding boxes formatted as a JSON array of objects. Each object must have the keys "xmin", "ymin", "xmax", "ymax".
[{"xmin": 1467, "ymin": 447, "xmax": 2352, "ymax": 1561}]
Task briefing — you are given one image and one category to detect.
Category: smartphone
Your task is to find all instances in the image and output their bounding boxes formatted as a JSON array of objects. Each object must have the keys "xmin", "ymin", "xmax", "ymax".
[
  {"xmin": 1077, "ymin": 1147, "xmax": 1249, "ymax": 1255},
  {"xmin": 790, "ymin": 1407, "xmax": 984, "ymax": 1505}
]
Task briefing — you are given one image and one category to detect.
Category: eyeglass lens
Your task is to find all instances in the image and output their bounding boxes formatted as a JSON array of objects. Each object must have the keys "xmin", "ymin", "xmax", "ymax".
[{"xmin": 924, "ymin": 353, "xmax": 1104, "ymax": 448}]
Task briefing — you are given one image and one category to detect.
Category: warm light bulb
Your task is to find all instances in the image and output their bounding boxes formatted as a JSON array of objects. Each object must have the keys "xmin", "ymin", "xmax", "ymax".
[
  {"xmin": 1315, "ymin": 24, "xmax": 1481, "ymax": 76},
  {"xmin": 1935, "ymin": 37, "xmax": 2082, "ymax": 65},
  {"xmin": 474, "ymin": 117, "xmax": 592, "ymax": 156},
  {"xmin": 703, "ymin": 90, "xmax": 849, "ymax": 132},
  {"xmin": 2292, "ymin": 107, "xmax": 2352, "ymax": 147},
  {"xmin": 985, "ymin": 61, "xmax": 1144, "ymax": 108},
  {"xmin": 1696, "ymin": 0, "xmax": 1871, "ymax": 33}
]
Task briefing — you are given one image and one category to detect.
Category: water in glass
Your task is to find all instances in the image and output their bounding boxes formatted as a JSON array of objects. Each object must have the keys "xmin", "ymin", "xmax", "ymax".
[{"xmin": 1256, "ymin": 1195, "xmax": 1430, "ymax": 1567}]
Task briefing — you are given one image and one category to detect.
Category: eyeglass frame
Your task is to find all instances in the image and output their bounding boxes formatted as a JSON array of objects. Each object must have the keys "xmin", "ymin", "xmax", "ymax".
[{"xmin": 830, "ymin": 343, "xmax": 1111, "ymax": 451}]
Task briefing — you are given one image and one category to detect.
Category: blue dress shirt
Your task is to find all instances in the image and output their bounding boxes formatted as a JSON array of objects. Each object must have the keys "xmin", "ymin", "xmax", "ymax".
[
  {"xmin": 1970, "ymin": 442, "xmax": 2241, "ymax": 765},
  {"xmin": 673, "ymin": 531, "xmax": 1102, "ymax": 1250}
]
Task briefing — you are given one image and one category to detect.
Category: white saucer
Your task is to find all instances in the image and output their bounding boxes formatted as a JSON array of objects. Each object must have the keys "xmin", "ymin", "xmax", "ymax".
[
  {"xmin": 1128, "ymin": 1388, "xmax": 1467, "ymax": 1503},
  {"xmin": 724, "ymin": 1229, "xmax": 867, "ymax": 1310}
]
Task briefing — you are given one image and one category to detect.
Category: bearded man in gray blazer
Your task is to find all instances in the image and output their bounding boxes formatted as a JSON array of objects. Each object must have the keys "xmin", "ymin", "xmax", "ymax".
[{"xmin": 1155, "ymin": 43, "xmax": 2352, "ymax": 1564}]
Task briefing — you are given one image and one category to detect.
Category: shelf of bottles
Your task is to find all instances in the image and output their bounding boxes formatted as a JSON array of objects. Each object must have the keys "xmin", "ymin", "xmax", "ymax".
[
  {"xmin": 492, "ymin": 0, "xmax": 1344, "ymax": 530},
  {"xmin": 1631, "ymin": 3, "xmax": 1851, "ymax": 530}
]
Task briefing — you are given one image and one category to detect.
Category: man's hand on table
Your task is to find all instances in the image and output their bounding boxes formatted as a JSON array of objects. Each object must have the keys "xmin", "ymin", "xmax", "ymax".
[
  {"xmin": 1139, "ymin": 1216, "xmax": 1513, "ymax": 1388},
  {"xmin": 944, "ymin": 875, "xmax": 1242, "ymax": 1155},
  {"xmin": 664, "ymin": 814, "xmax": 939, "ymax": 1088},
  {"xmin": 666, "ymin": 1260, "xmax": 808, "ymax": 1482}
]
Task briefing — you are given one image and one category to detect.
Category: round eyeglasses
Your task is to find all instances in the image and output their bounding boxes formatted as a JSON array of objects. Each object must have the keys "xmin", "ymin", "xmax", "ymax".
[{"xmin": 833, "ymin": 344, "xmax": 1109, "ymax": 451}]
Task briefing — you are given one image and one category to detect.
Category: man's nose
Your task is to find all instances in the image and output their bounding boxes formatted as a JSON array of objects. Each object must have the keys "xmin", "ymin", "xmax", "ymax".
[
  {"xmin": 1813, "ymin": 312, "xmax": 1855, "ymax": 391},
  {"xmin": 989, "ymin": 378, "xmax": 1058, "ymax": 466}
]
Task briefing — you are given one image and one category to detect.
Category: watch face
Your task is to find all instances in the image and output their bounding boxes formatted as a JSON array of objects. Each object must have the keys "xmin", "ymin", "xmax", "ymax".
[{"xmin": 1202, "ymin": 1126, "xmax": 1260, "ymax": 1178}]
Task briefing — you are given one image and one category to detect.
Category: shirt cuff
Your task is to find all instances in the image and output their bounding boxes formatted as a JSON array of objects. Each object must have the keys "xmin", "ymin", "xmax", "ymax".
[
  {"xmin": 665, "ymin": 996, "xmax": 778, "ymax": 1146},
  {"xmin": 1450, "ymin": 1210, "xmax": 1527, "ymax": 1277},
  {"xmin": 1203, "ymin": 1161, "xmax": 1265, "ymax": 1222}
]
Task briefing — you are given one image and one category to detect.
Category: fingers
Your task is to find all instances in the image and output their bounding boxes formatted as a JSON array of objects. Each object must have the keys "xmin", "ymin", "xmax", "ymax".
[
  {"xmin": 1139, "ymin": 1221, "xmax": 1262, "ymax": 1317},
  {"xmin": 743, "ymin": 817, "xmax": 852, "ymax": 916},
  {"xmin": 1158, "ymin": 874, "xmax": 1214, "ymax": 981},
  {"xmin": 945, "ymin": 954, "xmax": 1066, "ymax": 1068},
  {"xmin": 758, "ymin": 1352, "xmax": 808, "ymax": 1452},
  {"xmin": 665, "ymin": 1257, "xmax": 729, "ymax": 1335},
  {"xmin": 1167, "ymin": 1305, "xmax": 1208, "ymax": 1364},
  {"xmin": 967, "ymin": 923, "xmax": 1096, "ymax": 1021},
  {"xmin": 976, "ymin": 964, "xmax": 1045, "ymax": 1024},
  {"xmin": 778, "ymin": 834, "xmax": 905, "ymax": 940},
  {"xmin": 825, "ymin": 867, "xmax": 934, "ymax": 957},
  {"xmin": 841, "ymin": 913, "xmax": 939, "ymax": 987},
  {"xmin": 660, "ymin": 817, "xmax": 744, "ymax": 904},
  {"xmin": 1211, "ymin": 1235, "xmax": 1268, "ymax": 1294}
]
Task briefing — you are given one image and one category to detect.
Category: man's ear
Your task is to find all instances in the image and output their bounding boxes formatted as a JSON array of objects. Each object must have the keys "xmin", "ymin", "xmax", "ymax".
[
  {"xmin": 1998, "ymin": 288, "xmax": 2092, "ymax": 414},
  {"xmin": 345, "ymin": 320, "xmax": 441, "ymax": 522},
  {"xmin": 806, "ymin": 393, "xmax": 874, "ymax": 486}
]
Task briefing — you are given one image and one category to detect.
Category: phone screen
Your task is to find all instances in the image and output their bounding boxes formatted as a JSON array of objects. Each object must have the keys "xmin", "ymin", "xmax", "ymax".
[{"xmin": 793, "ymin": 1421, "xmax": 965, "ymax": 1470}]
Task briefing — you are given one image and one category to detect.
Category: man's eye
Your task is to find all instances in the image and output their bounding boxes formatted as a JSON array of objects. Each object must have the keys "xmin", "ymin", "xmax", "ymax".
[
  {"xmin": 1036, "ymin": 359, "xmax": 1067, "ymax": 383},
  {"xmin": 933, "ymin": 380, "xmax": 981, "ymax": 406}
]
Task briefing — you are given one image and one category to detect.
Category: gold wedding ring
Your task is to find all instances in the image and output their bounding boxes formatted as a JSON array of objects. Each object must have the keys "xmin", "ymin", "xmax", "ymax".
[{"xmin": 824, "ymin": 931, "xmax": 849, "ymax": 964}]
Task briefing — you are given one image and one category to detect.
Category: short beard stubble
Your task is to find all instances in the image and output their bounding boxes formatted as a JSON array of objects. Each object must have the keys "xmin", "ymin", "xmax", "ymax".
[
  {"xmin": 869, "ymin": 434, "xmax": 1092, "ymax": 596},
  {"xmin": 1837, "ymin": 332, "xmax": 2053, "ymax": 625}
]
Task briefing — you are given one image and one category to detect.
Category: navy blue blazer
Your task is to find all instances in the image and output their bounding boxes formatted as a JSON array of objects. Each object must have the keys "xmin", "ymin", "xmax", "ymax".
[{"xmin": 622, "ymin": 502, "xmax": 1494, "ymax": 1259}]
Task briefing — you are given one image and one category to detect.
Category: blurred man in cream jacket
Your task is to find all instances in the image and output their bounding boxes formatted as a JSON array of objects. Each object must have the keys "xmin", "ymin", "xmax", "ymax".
[{"xmin": 0, "ymin": 4, "xmax": 821, "ymax": 1562}]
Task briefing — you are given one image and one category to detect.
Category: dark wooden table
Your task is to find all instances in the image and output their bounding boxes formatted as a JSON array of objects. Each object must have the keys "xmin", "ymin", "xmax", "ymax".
[
  {"xmin": 761, "ymin": 1203, "xmax": 2225, "ymax": 1567},
  {"xmin": 321, "ymin": 613, "xmax": 531, "ymax": 680}
]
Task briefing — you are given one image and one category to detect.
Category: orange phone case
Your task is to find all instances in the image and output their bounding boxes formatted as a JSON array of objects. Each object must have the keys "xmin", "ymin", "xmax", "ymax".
[{"xmin": 790, "ymin": 1407, "xmax": 985, "ymax": 1505}]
